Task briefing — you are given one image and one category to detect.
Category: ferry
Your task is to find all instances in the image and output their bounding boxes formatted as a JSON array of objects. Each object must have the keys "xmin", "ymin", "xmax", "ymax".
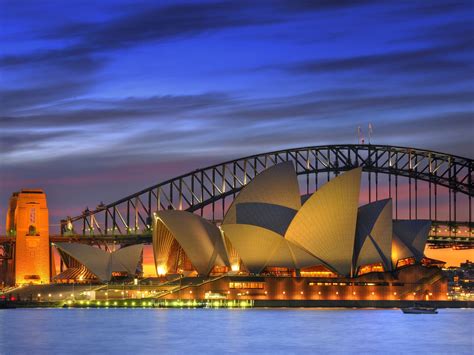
[{"xmin": 401, "ymin": 305, "xmax": 438, "ymax": 314}]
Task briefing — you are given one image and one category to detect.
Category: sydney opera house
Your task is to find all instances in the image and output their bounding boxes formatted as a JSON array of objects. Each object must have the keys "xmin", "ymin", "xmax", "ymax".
[{"xmin": 20, "ymin": 162, "xmax": 446, "ymax": 302}]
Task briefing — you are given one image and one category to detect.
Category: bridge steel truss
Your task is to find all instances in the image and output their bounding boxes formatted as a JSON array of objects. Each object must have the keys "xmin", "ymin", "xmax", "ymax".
[{"xmin": 64, "ymin": 144, "xmax": 473, "ymax": 247}]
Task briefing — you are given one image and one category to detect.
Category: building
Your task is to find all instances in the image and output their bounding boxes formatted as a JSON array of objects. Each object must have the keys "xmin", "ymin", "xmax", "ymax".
[
  {"xmin": 3, "ymin": 163, "xmax": 446, "ymax": 302},
  {"xmin": 444, "ymin": 260, "xmax": 473, "ymax": 300},
  {"xmin": 6, "ymin": 189, "xmax": 52, "ymax": 284},
  {"xmin": 53, "ymin": 243, "xmax": 144, "ymax": 283},
  {"xmin": 153, "ymin": 163, "xmax": 447, "ymax": 301}
]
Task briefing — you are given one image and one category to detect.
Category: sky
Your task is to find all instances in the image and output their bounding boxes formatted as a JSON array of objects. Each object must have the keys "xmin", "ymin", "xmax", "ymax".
[{"xmin": 1, "ymin": 1, "xmax": 473, "ymax": 268}]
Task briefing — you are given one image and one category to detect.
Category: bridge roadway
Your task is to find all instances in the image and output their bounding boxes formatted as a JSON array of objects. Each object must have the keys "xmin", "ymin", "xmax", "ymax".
[
  {"xmin": 1, "ymin": 230, "xmax": 473, "ymax": 249},
  {"xmin": 53, "ymin": 220, "xmax": 474, "ymax": 249},
  {"xmin": 50, "ymin": 233, "xmax": 474, "ymax": 249},
  {"xmin": 1, "ymin": 217, "xmax": 472, "ymax": 250}
]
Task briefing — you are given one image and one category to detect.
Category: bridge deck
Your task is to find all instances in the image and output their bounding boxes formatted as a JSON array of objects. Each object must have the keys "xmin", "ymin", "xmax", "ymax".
[{"xmin": 1, "ymin": 234, "xmax": 473, "ymax": 248}]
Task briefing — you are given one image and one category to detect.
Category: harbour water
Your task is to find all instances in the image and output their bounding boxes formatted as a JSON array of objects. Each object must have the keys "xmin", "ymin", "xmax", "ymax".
[{"xmin": 0, "ymin": 308, "xmax": 472, "ymax": 354}]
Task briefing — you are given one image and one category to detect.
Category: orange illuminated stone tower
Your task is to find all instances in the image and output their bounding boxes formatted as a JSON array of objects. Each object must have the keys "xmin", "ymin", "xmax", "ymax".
[{"xmin": 6, "ymin": 189, "xmax": 50, "ymax": 284}]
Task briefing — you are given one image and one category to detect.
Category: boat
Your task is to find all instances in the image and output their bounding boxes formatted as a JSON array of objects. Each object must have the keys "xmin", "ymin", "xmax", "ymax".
[{"xmin": 401, "ymin": 306, "xmax": 438, "ymax": 314}]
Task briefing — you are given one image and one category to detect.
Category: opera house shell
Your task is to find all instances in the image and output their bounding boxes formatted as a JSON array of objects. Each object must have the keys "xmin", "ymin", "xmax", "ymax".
[
  {"xmin": 153, "ymin": 162, "xmax": 434, "ymax": 278},
  {"xmin": 53, "ymin": 243, "xmax": 144, "ymax": 282}
]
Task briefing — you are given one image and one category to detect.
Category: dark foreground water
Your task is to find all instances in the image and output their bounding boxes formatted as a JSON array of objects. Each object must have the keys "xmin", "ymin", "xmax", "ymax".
[{"xmin": 0, "ymin": 308, "xmax": 472, "ymax": 354}]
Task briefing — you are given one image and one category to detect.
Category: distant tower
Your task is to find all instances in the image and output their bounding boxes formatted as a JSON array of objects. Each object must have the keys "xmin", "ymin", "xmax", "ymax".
[{"xmin": 6, "ymin": 189, "xmax": 50, "ymax": 284}]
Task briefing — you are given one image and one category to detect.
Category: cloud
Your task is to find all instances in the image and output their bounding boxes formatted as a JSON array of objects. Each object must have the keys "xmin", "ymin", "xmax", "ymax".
[
  {"xmin": 286, "ymin": 40, "xmax": 473, "ymax": 77},
  {"xmin": 392, "ymin": 0, "xmax": 471, "ymax": 16},
  {"xmin": 1, "ymin": 1, "xmax": 279, "ymax": 70},
  {"xmin": 0, "ymin": 92, "xmax": 232, "ymax": 129},
  {"xmin": 395, "ymin": 19, "xmax": 474, "ymax": 45},
  {"xmin": 217, "ymin": 90, "xmax": 474, "ymax": 123},
  {"xmin": 43, "ymin": 0, "xmax": 391, "ymax": 50},
  {"xmin": 0, "ymin": 130, "xmax": 79, "ymax": 154},
  {"xmin": 6, "ymin": 0, "xmax": 439, "ymax": 72},
  {"xmin": 2, "ymin": 85, "xmax": 472, "ymax": 166},
  {"xmin": 3, "ymin": 86, "xmax": 472, "ymax": 133},
  {"xmin": 0, "ymin": 81, "xmax": 92, "ymax": 114},
  {"xmin": 0, "ymin": 46, "xmax": 103, "ymax": 71},
  {"xmin": 278, "ymin": 0, "xmax": 380, "ymax": 12}
]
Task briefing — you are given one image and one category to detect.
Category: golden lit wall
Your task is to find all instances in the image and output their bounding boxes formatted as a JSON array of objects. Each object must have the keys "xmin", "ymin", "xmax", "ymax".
[
  {"xmin": 9, "ymin": 190, "xmax": 50, "ymax": 284},
  {"xmin": 161, "ymin": 265, "xmax": 448, "ymax": 302}
]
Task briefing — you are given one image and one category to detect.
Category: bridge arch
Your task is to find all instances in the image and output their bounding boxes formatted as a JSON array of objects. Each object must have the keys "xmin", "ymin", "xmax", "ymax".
[{"xmin": 64, "ymin": 144, "xmax": 473, "ymax": 242}]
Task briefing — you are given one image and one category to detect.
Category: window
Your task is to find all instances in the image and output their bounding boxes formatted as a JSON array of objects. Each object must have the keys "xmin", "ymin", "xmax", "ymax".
[
  {"xmin": 229, "ymin": 282, "xmax": 264, "ymax": 289},
  {"xmin": 27, "ymin": 225, "xmax": 37, "ymax": 236},
  {"xmin": 396, "ymin": 258, "xmax": 416, "ymax": 269},
  {"xmin": 357, "ymin": 263, "xmax": 384, "ymax": 275}
]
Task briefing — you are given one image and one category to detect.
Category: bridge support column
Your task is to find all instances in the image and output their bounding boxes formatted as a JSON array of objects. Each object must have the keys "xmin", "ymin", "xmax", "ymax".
[{"xmin": 6, "ymin": 189, "xmax": 51, "ymax": 284}]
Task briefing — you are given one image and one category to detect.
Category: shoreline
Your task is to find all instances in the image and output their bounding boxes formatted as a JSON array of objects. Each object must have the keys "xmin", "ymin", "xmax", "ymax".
[{"xmin": 1, "ymin": 299, "xmax": 472, "ymax": 309}]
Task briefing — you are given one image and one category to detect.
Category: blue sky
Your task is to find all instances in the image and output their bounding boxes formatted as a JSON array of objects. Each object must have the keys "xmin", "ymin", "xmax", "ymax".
[{"xmin": 0, "ymin": 0, "xmax": 473, "ymax": 227}]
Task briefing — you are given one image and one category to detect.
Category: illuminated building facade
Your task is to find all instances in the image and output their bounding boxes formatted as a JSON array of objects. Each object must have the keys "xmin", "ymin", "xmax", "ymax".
[
  {"xmin": 7, "ymin": 189, "xmax": 51, "ymax": 284},
  {"xmin": 152, "ymin": 163, "xmax": 448, "ymax": 301},
  {"xmin": 159, "ymin": 264, "xmax": 447, "ymax": 302},
  {"xmin": 4, "ymin": 164, "xmax": 446, "ymax": 302}
]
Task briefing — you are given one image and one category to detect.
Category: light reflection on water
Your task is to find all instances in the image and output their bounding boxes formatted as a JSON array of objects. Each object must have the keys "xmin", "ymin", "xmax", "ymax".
[{"xmin": 0, "ymin": 308, "xmax": 472, "ymax": 354}]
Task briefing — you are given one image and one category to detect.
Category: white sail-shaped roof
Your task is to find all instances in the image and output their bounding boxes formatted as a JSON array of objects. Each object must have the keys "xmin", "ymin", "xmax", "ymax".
[
  {"xmin": 153, "ymin": 219, "xmax": 176, "ymax": 275},
  {"xmin": 223, "ymin": 162, "xmax": 301, "ymax": 225},
  {"xmin": 392, "ymin": 220, "xmax": 431, "ymax": 263},
  {"xmin": 285, "ymin": 168, "xmax": 362, "ymax": 276},
  {"xmin": 153, "ymin": 210, "xmax": 230, "ymax": 276},
  {"xmin": 111, "ymin": 244, "xmax": 144, "ymax": 275},
  {"xmin": 235, "ymin": 202, "xmax": 297, "ymax": 236},
  {"xmin": 54, "ymin": 243, "xmax": 110, "ymax": 281},
  {"xmin": 221, "ymin": 224, "xmax": 279, "ymax": 274},
  {"xmin": 354, "ymin": 199, "xmax": 392, "ymax": 271},
  {"xmin": 54, "ymin": 243, "xmax": 143, "ymax": 281},
  {"xmin": 268, "ymin": 237, "xmax": 322, "ymax": 270},
  {"xmin": 221, "ymin": 224, "xmax": 320, "ymax": 274}
]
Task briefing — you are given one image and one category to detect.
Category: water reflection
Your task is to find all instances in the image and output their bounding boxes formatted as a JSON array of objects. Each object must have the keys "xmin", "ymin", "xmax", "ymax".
[{"xmin": 0, "ymin": 309, "xmax": 472, "ymax": 354}]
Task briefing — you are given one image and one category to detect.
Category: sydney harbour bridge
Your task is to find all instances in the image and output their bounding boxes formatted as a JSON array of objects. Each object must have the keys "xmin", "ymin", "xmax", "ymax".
[
  {"xmin": 63, "ymin": 144, "xmax": 473, "ymax": 247},
  {"xmin": 1, "ymin": 144, "xmax": 473, "ymax": 259}
]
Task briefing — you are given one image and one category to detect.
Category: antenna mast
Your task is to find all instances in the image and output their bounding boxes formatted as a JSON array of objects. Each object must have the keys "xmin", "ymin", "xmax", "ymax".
[{"xmin": 368, "ymin": 123, "xmax": 373, "ymax": 144}]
